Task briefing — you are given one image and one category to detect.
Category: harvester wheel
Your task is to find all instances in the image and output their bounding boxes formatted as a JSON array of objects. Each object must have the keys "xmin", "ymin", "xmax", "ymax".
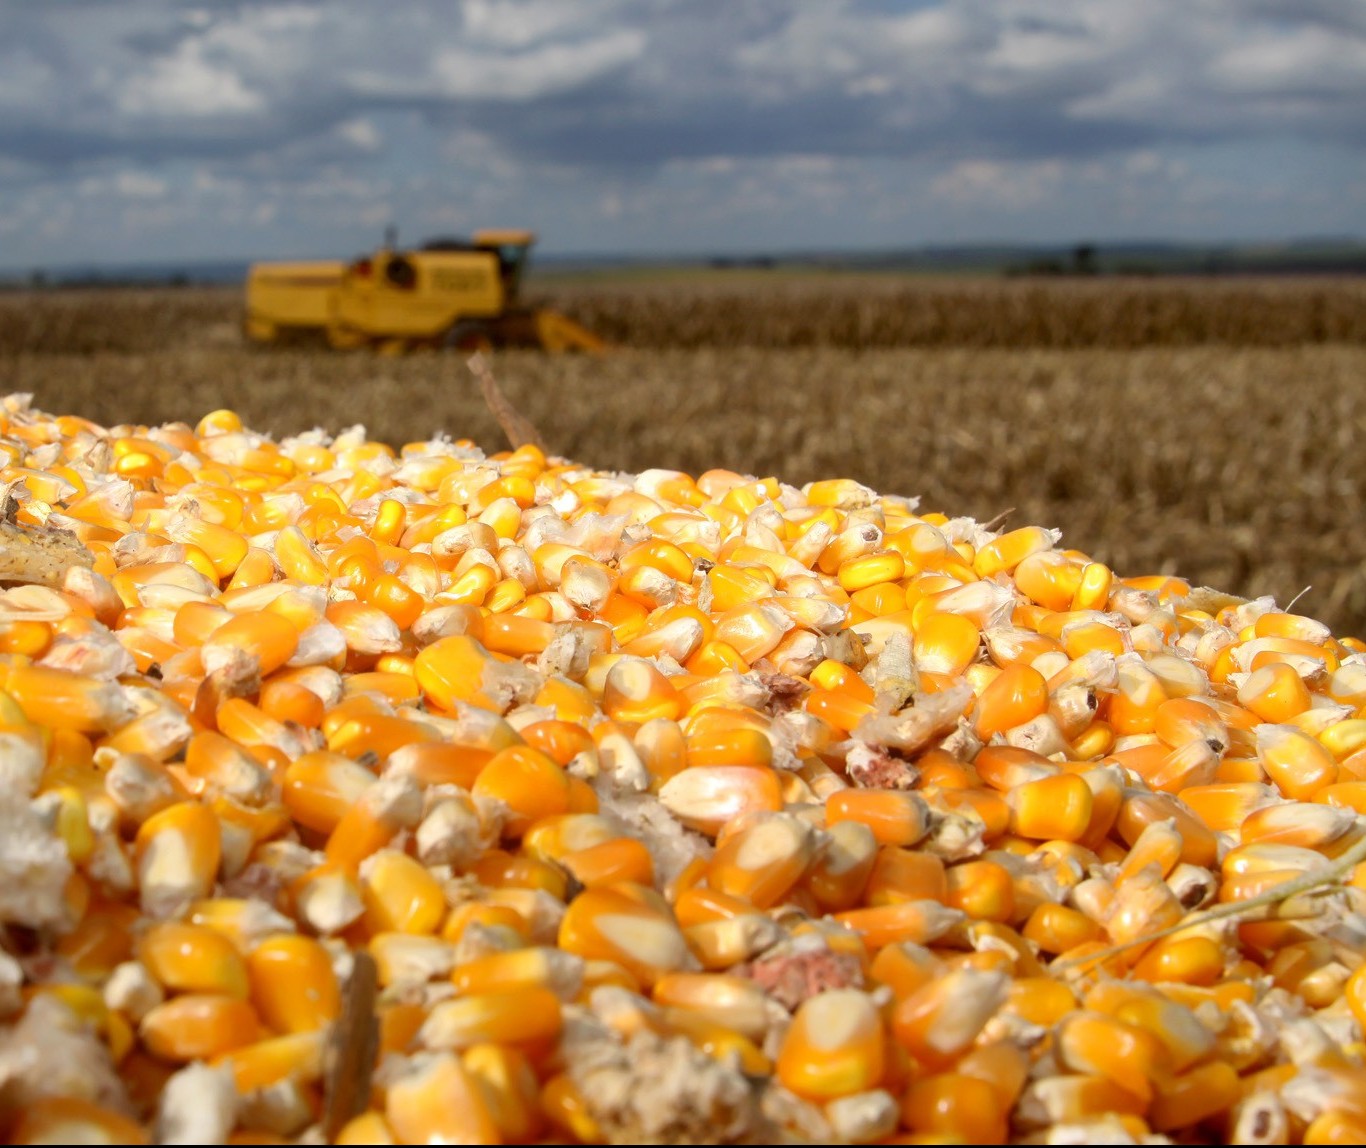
[{"xmin": 444, "ymin": 321, "xmax": 496, "ymax": 354}]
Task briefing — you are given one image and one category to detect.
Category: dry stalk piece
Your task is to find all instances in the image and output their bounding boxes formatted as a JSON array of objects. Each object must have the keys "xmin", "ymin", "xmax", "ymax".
[
  {"xmin": 468, "ymin": 351, "xmax": 547, "ymax": 452},
  {"xmin": 320, "ymin": 949, "xmax": 380, "ymax": 1142}
]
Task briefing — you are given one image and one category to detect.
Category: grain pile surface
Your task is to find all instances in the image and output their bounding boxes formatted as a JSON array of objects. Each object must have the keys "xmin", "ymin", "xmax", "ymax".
[{"xmin": 0, "ymin": 393, "xmax": 1363, "ymax": 1144}]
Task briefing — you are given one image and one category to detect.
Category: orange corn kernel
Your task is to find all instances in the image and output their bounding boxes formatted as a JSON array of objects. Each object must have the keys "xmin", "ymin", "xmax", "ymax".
[
  {"xmin": 707, "ymin": 812, "xmax": 818, "ymax": 909},
  {"xmin": 1116, "ymin": 818, "xmax": 1185, "ymax": 884},
  {"xmin": 257, "ymin": 679, "xmax": 326, "ymax": 729},
  {"xmin": 901, "ymin": 1072, "xmax": 1009, "ymax": 1144},
  {"xmin": 481, "ymin": 613, "xmax": 556, "ymax": 658},
  {"xmin": 1056, "ymin": 1011, "xmax": 1163, "ymax": 1103},
  {"xmin": 1003, "ymin": 976, "xmax": 1078, "ymax": 1028},
  {"xmin": 0, "ymin": 662, "xmax": 131, "ymax": 734},
  {"xmin": 517, "ymin": 720, "xmax": 595, "ymax": 767},
  {"xmin": 245, "ymin": 934, "xmax": 340, "ymax": 1034},
  {"xmin": 1131, "ymin": 935, "xmax": 1225, "ymax": 986},
  {"xmin": 603, "ymin": 658, "xmax": 683, "ymax": 724},
  {"xmin": 684, "ymin": 725, "xmax": 774, "ymax": 769},
  {"xmin": 217, "ymin": 1029, "xmax": 325, "ymax": 1094},
  {"xmin": 471, "ymin": 851, "xmax": 569, "ymax": 901},
  {"xmin": 956, "ymin": 1041, "xmax": 1032, "ymax": 1111},
  {"xmin": 471, "ymin": 745, "xmax": 571, "ymax": 837},
  {"xmin": 360, "ymin": 850, "xmax": 447, "ymax": 936},
  {"xmin": 1240, "ymin": 799, "xmax": 1356, "ymax": 850},
  {"xmin": 974, "ymin": 527, "xmax": 1054, "ymax": 578},
  {"xmin": 1179, "ymin": 782, "xmax": 1277, "ymax": 834},
  {"xmin": 973, "ymin": 745, "xmax": 1056, "ymax": 791},
  {"xmin": 944, "ymin": 860, "xmax": 1016, "ymax": 924},
  {"xmin": 462, "ymin": 1044, "xmax": 544, "ymax": 1143},
  {"xmin": 1116, "ymin": 792, "xmax": 1219, "ymax": 868},
  {"xmin": 1107, "ymin": 659, "xmax": 1170, "ymax": 736},
  {"xmin": 803, "ymin": 686, "xmax": 875, "ymax": 733},
  {"xmin": 1022, "ymin": 903, "xmax": 1103, "ymax": 954},
  {"xmin": 1238, "ymin": 662, "xmax": 1312, "ymax": 723},
  {"xmin": 413, "ymin": 634, "xmax": 505, "ymax": 712},
  {"xmin": 775, "ymin": 989, "xmax": 885, "ymax": 1101},
  {"xmin": 139, "ymin": 993, "xmax": 261, "ymax": 1061},
  {"xmin": 825, "ymin": 790, "xmax": 930, "ymax": 848},
  {"xmin": 134, "ymin": 801, "xmax": 222, "ymax": 916},
  {"xmin": 674, "ymin": 886, "xmax": 758, "ymax": 928},
  {"xmin": 1148, "ymin": 1061, "xmax": 1242, "ymax": 1133},
  {"xmin": 202, "ymin": 611, "xmax": 299, "ymax": 677},
  {"xmin": 1256, "ymin": 724, "xmax": 1338, "ymax": 801},
  {"xmin": 557, "ymin": 884, "xmax": 694, "ymax": 987},
  {"xmin": 384, "ymin": 1052, "xmax": 502, "ymax": 1146},
  {"xmin": 913, "ymin": 610, "xmax": 981, "ymax": 676},
  {"xmin": 1304, "ymin": 1111, "xmax": 1366, "ymax": 1145},
  {"xmin": 1007, "ymin": 773, "xmax": 1094, "ymax": 842},
  {"xmin": 863, "ymin": 844, "xmax": 946, "ymax": 907},
  {"xmin": 137, "ymin": 921, "xmax": 249, "ymax": 999},
  {"xmin": 832, "ymin": 900, "xmax": 963, "ymax": 950},
  {"xmin": 324, "ymin": 776, "xmax": 421, "ymax": 871},
  {"xmin": 563, "ymin": 838, "xmax": 655, "ymax": 890},
  {"xmin": 892, "ymin": 967, "xmax": 1008, "ymax": 1069},
  {"xmin": 973, "ymin": 664, "xmax": 1048, "ymax": 737},
  {"xmin": 282, "ymin": 751, "xmax": 376, "ymax": 834}
]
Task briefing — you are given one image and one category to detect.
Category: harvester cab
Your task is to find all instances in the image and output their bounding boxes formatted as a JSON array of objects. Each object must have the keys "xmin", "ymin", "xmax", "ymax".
[{"xmin": 244, "ymin": 228, "xmax": 604, "ymax": 354}]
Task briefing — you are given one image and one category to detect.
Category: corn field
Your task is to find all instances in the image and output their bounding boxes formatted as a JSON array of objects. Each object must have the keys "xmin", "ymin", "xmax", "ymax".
[{"xmin": 3, "ymin": 280, "xmax": 1366, "ymax": 633}]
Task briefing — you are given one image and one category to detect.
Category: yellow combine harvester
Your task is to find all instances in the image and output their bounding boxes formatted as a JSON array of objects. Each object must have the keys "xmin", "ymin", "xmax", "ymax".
[{"xmin": 244, "ymin": 229, "xmax": 605, "ymax": 353}]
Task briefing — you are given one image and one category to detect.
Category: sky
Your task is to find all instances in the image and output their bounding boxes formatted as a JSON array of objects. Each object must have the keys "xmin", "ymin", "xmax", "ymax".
[{"xmin": 1, "ymin": 0, "xmax": 1365, "ymax": 266}]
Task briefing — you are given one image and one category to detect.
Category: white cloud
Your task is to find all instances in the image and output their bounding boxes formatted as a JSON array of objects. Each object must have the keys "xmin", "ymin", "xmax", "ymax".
[
  {"xmin": 119, "ymin": 42, "xmax": 265, "ymax": 117},
  {"xmin": 427, "ymin": 29, "xmax": 645, "ymax": 101},
  {"xmin": 77, "ymin": 170, "xmax": 169, "ymax": 199},
  {"xmin": 336, "ymin": 118, "xmax": 381, "ymax": 152}
]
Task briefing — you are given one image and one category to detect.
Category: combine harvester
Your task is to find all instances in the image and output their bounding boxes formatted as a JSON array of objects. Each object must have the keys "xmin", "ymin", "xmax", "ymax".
[{"xmin": 244, "ymin": 229, "xmax": 606, "ymax": 354}]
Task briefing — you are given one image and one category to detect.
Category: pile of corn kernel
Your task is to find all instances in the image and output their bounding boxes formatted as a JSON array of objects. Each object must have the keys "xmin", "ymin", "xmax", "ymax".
[{"xmin": 0, "ymin": 393, "xmax": 1364, "ymax": 1145}]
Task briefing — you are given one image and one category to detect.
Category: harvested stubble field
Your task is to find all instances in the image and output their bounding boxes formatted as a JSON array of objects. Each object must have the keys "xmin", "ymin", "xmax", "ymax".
[{"xmin": 3, "ymin": 276, "xmax": 1366, "ymax": 633}]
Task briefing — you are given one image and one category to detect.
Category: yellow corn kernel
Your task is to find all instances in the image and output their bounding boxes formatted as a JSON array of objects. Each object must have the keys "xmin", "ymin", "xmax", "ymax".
[
  {"xmin": 361, "ymin": 850, "xmax": 448, "ymax": 936},
  {"xmin": 420, "ymin": 987, "xmax": 562, "ymax": 1052},
  {"xmin": 384, "ymin": 1052, "xmax": 502, "ymax": 1146},
  {"xmin": 1256, "ymin": 723, "xmax": 1338, "ymax": 801},
  {"xmin": 462, "ymin": 1044, "xmax": 544, "ymax": 1143}
]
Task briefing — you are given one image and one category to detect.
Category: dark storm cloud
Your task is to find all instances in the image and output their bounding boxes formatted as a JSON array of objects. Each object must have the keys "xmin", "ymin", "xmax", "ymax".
[{"xmin": 0, "ymin": 0, "xmax": 1363, "ymax": 261}]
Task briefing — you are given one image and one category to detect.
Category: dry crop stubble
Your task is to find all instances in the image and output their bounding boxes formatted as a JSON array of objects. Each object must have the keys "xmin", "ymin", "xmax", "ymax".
[{"xmin": 9, "ymin": 333, "xmax": 1366, "ymax": 634}]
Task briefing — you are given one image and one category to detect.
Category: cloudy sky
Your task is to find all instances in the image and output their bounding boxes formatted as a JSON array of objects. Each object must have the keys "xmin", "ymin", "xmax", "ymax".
[{"xmin": 1, "ymin": 0, "xmax": 1365, "ymax": 266}]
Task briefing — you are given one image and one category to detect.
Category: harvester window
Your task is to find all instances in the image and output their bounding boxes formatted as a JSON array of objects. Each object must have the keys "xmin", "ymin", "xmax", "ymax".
[
  {"xmin": 385, "ymin": 257, "xmax": 417, "ymax": 289},
  {"xmin": 491, "ymin": 245, "xmax": 528, "ymax": 300}
]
